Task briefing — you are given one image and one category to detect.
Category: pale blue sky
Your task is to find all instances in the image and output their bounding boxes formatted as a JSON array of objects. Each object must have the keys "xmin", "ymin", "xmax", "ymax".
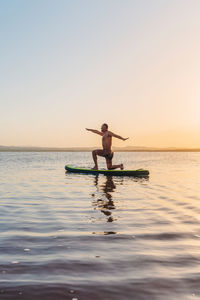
[{"xmin": 1, "ymin": 0, "xmax": 200, "ymax": 147}]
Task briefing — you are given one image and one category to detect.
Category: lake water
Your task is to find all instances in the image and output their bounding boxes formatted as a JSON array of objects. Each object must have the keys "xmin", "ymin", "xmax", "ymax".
[{"xmin": 0, "ymin": 152, "xmax": 200, "ymax": 300}]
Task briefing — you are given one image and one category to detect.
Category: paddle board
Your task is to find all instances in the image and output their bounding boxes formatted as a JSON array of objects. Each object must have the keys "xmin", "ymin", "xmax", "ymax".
[{"xmin": 65, "ymin": 165, "xmax": 149, "ymax": 176}]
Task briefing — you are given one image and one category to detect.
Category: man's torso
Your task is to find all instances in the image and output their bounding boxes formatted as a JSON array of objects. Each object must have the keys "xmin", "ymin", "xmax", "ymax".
[{"xmin": 102, "ymin": 131, "xmax": 112, "ymax": 153}]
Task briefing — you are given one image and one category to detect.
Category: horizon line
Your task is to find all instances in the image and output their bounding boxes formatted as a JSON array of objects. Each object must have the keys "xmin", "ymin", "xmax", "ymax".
[{"xmin": 0, "ymin": 145, "xmax": 200, "ymax": 152}]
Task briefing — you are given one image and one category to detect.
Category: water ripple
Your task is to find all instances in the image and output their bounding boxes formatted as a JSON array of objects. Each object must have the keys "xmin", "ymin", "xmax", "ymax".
[{"xmin": 0, "ymin": 152, "xmax": 200, "ymax": 299}]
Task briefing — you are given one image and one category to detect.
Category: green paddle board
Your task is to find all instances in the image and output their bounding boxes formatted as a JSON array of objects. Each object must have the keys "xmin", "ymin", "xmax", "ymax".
[{"xmin": 65, "ymin": 165, "xmax": 149, "ymax": 176}]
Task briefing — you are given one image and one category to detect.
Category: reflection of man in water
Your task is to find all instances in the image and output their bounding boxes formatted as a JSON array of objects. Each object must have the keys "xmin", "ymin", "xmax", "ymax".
[
  {"xmin": 93, "ymin": 175, "xmax": 121, "ymax": 223},
  {"xmin": 86, "ymin": 123, "xmax": 129, "ymax": 170}
]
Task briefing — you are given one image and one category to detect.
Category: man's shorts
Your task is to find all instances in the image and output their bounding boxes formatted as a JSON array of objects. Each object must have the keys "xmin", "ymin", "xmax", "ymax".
[
  {"xmin": 96, "ymin": 149, "xmax": 114, "ymax": 161},
  {"xmin": 104, "ymin": 152, "xmax": 114, "ymax": 161}
]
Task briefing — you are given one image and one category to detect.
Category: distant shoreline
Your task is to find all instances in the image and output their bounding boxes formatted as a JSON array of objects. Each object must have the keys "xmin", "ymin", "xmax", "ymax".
[{"xmin": 0, "ymin": 147, "xmax": 200, "ymax": 152}]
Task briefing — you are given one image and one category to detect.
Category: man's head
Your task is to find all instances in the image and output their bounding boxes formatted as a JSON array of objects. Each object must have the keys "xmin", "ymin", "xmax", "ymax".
[{"xmin": 101, "ymin": 123, "xmax": 108, "ymax": 132}]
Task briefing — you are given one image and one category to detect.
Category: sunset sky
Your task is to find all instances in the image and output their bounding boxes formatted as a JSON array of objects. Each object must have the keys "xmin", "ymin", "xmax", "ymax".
[{"xmin": 0, "ymin": 0, "xmax": 200, "ymax": 148}]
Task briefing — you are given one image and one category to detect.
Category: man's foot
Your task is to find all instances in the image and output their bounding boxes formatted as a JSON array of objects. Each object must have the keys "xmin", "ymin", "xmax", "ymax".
[
  {"xmin": 120, "ymin": 164, "xmax": 124, "ymax": 170},
  {"xmin": 92, "ymin": 166, "xmax": 98, "ymax": 170}
]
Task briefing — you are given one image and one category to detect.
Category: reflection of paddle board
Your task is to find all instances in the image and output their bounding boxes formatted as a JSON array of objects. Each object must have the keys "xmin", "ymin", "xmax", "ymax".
[{"xmin": 65, "ymin": 165, "xmax": 149, "ymax": 176}]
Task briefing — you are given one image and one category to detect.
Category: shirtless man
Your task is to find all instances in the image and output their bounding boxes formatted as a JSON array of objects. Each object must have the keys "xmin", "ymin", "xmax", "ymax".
[{"xmin": 86, "ymin": 123, "xmax": 129, "ymax": 170}]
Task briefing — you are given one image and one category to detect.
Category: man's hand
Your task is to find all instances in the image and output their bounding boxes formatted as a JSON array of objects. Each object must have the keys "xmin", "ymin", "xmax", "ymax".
[{"xmin": 123, "ymin": 137, "xmax": 129, "ymax": 141}]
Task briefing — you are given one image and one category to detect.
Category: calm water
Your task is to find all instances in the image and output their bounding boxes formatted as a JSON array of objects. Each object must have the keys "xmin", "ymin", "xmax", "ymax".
[{"xmin": 0, "ymin": 152, "xmax": 200, "ymax": 300}]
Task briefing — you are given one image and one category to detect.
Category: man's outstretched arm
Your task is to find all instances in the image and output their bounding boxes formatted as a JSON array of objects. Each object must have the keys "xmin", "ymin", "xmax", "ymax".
[
  {"xmin": 85, "ymin": 128, "xmax": 103, "ymax": 136},
  {"xmin": 110, "ymin": 131, "xmax": 129, "ymax": 141}
]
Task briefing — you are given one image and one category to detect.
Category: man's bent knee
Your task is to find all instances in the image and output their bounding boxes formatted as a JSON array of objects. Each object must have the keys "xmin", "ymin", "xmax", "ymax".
[
  {"xmin": 92, "ymin": 150, "xmax": 97, "ymax": 155},
  {"xmin": 106, "ymin": 161, "xmax": 112, "ymax": 170}
]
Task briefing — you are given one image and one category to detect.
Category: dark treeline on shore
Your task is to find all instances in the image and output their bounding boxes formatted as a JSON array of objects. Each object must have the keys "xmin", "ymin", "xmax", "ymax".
[{"xmin": 0, "ymin": 146, "xmax": 200, "ymax": 152}]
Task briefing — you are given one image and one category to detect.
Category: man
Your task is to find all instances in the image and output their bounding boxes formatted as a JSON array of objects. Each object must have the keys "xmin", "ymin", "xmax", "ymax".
[{"xmin": 86, "ymin": 123, "xmax": 129, "ymax": 170}]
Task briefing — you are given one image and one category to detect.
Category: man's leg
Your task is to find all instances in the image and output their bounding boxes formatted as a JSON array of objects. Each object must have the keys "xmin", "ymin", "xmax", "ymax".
[
  {"xmin": 92, "ymin": 149, "xmax": 105, "ymax": 169},
  {"xmin": 106, "ymin": 158, "xmax": 124, "ymax": 170}
]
